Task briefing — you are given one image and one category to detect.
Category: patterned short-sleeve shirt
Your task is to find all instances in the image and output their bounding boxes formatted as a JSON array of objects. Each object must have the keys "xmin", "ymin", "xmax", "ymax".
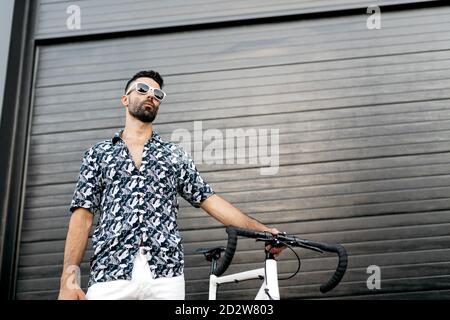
[{"xmin": 70, "ymin": 129, "xmax": 214, "ymax": 287}]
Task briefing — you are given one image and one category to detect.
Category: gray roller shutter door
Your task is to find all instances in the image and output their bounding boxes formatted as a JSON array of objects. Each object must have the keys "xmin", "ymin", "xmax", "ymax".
[
  {"xmin": 17, "ymin": 5, "xmax": 450, "ymax": 299},
  {"xmin": 35, "ymin": 0, "xmax": 437, "ymax": 38}
]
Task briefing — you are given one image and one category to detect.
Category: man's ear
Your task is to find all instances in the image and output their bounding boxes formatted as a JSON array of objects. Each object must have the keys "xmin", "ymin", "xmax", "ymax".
[{"xmin": 121, "ymin": 95, "xmax": 129, "ymax": 107}]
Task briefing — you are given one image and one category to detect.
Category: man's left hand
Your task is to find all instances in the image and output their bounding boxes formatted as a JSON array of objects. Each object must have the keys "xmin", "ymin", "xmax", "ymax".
[{"xmin": 265, "ymin": 228, "xmax": 288, "ymax": 257}]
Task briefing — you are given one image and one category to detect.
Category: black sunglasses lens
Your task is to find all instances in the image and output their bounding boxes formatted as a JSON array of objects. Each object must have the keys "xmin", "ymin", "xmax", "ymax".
[
  {"xmin": 154, "ymin": 89, "xmax": 165, "ymax": 100},
  {"xmin": 136, "ymin": 83, "xmax": 149, "ymax": 93}
]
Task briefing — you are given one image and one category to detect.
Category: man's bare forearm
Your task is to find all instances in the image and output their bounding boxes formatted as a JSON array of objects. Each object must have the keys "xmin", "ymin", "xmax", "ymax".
[
  {"xmin": 200, "ymin": 194, "xmax": 271, "ymax": 232},
  {"xmin": 200, "ymin": 194, "xmax": 286, "ymax": 255},
  {"xmin": 60, "ymin": 208, "xmax": 93, "ymax": 288}
]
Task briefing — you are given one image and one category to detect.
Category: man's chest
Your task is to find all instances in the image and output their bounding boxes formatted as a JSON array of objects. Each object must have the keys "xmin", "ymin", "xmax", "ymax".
[
  {"xmin": 126, "ymin": 142, "xmax": 145, "ymax": 170},
  {"xmin": 101, "ymin": 142, "xmax": 178, "ymax": 189}
]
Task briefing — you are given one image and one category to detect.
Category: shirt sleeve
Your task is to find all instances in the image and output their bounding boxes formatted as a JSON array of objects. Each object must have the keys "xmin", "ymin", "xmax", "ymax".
[
  {"xmin": 176, "ymin": 148, "xmax": 215, "ymax": 208},
  {"xmin": 70, "ymin": 146, "xmax": 103, "ymax": 215}
]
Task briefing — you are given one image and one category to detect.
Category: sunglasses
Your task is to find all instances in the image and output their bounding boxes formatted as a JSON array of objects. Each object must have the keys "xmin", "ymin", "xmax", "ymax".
[{"xmin": 126, "ymin": 82, "xmax": 166, "ymax": 102}]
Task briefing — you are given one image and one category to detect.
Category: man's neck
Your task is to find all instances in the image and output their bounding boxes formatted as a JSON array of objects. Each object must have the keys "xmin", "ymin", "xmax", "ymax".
[{"xmin": 122, "ymin": 122, "xmax": 153, "ymax": 142}]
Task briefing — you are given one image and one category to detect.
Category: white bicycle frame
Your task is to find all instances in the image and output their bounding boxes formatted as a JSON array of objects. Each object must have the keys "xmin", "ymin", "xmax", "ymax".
[{"xmin": 208, "ymin": 258, "xmax": 280, "ymax": 300}]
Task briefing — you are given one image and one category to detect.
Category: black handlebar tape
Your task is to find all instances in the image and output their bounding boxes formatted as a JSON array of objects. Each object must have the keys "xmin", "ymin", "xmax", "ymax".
[
  {"xmin": 304, "ymin": 240, "xmax": 348, "ymax": 293},
  {"xmin": 212, "ymin": 227, "xmax": 238, "ymax": 276},
  {"xmin": 212, "ymin": 226, "xmax": 274, "ymax": 276},
  {"xmin": 227, "ymin": 226, "xmax": 274, "ymax": 240},
  {"xmin": 213, "ymin": 226, "xmax": 347, "ymax": 293}
]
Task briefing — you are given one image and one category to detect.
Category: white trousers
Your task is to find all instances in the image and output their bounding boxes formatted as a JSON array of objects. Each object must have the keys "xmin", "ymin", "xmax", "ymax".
[{"xmin": 86, "ymin": 248, "xmax": 185, "ymax": 300}]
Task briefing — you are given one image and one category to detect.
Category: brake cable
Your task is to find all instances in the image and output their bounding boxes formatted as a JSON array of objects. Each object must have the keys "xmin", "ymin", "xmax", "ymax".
[
  {"xmin": 261, "ymin": 239, "xmax": 301, "ymax": 300},
  {"xmin": 275, "ymin": 239, "xmax": 301, "ymax": 280},
  {"xmin": 260, "ymin": 237, "xmax": 302, "ymax": 282}
]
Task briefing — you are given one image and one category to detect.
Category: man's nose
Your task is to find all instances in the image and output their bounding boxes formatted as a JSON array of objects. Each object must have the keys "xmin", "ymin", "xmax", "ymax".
[{"xmin": 146, "ymin": 93, "xmax": 157, "ymax": 102}]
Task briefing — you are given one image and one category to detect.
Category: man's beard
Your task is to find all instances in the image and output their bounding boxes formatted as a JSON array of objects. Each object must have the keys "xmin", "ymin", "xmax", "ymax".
[{"xmin": 128, "ymin": 99, "xmax": 159, "ymax": 123}]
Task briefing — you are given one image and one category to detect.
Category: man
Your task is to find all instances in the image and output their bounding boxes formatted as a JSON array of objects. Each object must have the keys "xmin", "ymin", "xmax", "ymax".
[{"xmin": 58, "ymin": 70, "xmax": 284, "ymax": 300}]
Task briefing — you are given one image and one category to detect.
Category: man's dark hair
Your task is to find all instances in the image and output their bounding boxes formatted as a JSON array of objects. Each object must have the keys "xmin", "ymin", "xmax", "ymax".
[{"xmin": 125, "ymin": 70, "xmax": 164, "ymax": 93}]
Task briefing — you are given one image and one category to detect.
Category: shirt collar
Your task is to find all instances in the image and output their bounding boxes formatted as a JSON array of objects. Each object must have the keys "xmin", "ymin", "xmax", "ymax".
[{"xmin": 112, "ymin": 128, "xmax": 162, "ymax": 145}]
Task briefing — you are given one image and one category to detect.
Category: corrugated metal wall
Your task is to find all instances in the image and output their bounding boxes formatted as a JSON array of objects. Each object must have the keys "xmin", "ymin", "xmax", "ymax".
[
  {"xmin": 16, "ymin": 0, "xmax": 450, "ymax": 299},
  {"xmin": 34, "ymin": 0, "xmax": 435, "ymax": 38}
]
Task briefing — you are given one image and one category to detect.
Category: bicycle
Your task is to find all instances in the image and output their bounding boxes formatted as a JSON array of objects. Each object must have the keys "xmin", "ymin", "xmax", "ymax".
[{"xmin": 196, "ymin": 225, "xmax": 348, "ymax": 300}]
